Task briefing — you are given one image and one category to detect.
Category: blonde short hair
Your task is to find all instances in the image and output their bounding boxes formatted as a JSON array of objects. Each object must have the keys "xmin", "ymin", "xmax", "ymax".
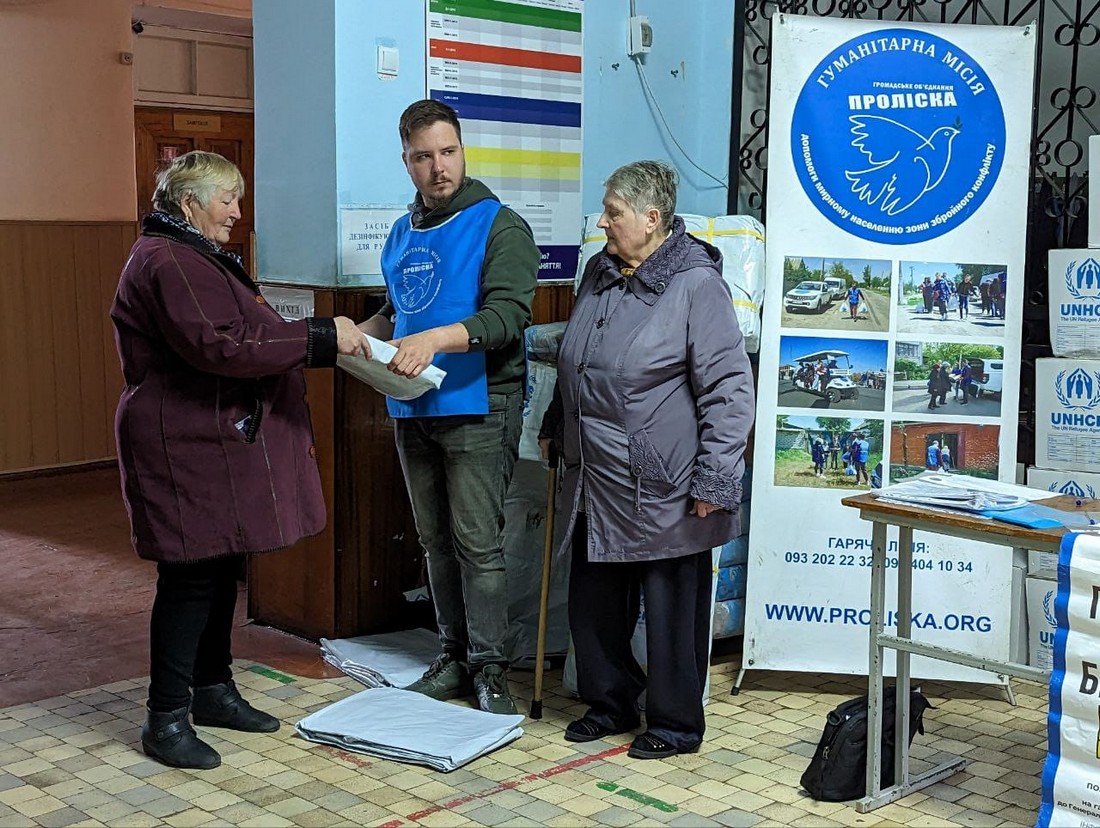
[{"xmin": 152, "ymin": 151, "xmax": 245, "ymax": 215}]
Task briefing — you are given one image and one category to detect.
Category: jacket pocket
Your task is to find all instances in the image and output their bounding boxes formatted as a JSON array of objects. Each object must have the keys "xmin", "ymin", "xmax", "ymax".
[
  {"xmin": 223, "ymin": 381, "xmax": 264, "ymax": 444},
  {"xmin": 627, "ymin": 429, "xmax": 675, "ymax": 510}
]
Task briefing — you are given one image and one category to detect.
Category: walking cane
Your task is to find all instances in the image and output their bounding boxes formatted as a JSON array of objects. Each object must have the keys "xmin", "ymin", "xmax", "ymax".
[{"xmin": 530, "ymin": 444, "xmax": 558, "ymax": 720}]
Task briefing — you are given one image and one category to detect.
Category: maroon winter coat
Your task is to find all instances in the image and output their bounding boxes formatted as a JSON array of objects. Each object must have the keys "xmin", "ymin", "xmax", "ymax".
[{"xmin": 111, "ymin": 214, "xmax": 338, "ymax": 563}]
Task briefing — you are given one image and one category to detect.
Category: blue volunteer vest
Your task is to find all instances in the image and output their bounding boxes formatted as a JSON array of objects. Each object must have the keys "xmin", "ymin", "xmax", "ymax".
[{"xmin": 381, "ymin": 197, "xmax": 501, "ymax": 418}]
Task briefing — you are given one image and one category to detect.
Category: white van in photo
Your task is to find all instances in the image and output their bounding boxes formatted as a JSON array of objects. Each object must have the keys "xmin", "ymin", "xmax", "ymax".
[
  {"xmin": 969, "ymin": 358, "xmax": 1004, "ymax": 398},
  {"xmin": 823, "ymin": 277, "xmax": 847, "ymax": 300}
]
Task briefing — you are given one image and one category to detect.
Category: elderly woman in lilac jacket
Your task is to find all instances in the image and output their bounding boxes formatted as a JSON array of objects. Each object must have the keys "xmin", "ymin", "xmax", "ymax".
[
  {"xmin": 541, "ymin": 161, "xmax": 754, "ymax": 759},
  {"xmin": 112, "ymin": 151, "xmax": 362, "ymax": 770}
]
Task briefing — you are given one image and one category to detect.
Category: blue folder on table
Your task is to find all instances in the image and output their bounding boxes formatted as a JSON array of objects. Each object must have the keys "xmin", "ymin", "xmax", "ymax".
[{"xmin": 979, "ymin": 504, "xmax": 1095, "ymax": 530}]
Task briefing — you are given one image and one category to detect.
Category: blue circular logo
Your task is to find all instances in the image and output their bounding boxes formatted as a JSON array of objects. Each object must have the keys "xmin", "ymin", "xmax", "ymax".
[
  {"xmin": 392, "ymin": 246, "xmax": 442, "ymax": 314},
  {"xmin": 791, "ymin": 28, "xmax": 1006, "ymax": 244}
]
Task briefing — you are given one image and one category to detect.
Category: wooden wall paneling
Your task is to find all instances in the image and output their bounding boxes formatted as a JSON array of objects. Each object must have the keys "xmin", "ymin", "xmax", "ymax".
[
  {"xmin": 247, "ymin": 290, "xmax": 338, "ymax": 640},
  {"xmin": 21, "ymin": 225, "xmax": 60, "ymax": 468},
  {"xmin": 532, "ymin": 282, "xmax": 575, "ymax": 325},
  {"xmin": 0, "ymin": 221, "xmax": 134, "ymax": 476},
  {"xmin": 332, "ymin": 290, "xmax": 425, "ymax": 636},
  {"xmin": 72, "ymin": 226, "xmax": 110, "ymax": 460},
  {"xmin": 100, "ymin": 225, "xmax": 135, "ymax": 455},
  {"xmin": 46, "ymin": 227, "xmax": 84, "ymax": 464},
  {"xmin": 0, "ymin": 226, "xmax": 33, "ymax": 470}
]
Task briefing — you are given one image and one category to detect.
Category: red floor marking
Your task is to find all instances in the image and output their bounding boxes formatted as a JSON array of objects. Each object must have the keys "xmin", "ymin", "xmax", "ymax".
[
  {"xmin": 379, "ymin": 743, "xmax": 630, "ymax": 826},
  {"xmin": 321, "ymin": 745, "xmax": 374, "ymax": 770}
]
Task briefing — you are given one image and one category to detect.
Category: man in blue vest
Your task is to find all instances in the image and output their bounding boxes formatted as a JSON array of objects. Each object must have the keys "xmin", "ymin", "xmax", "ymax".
[
  {"xmin": 846, "ymin": 284, "xmax": 866, "ymax": 321},
  {"xmin": 357, "ymin": 100, "xmax": 539, "ymax": 714}
]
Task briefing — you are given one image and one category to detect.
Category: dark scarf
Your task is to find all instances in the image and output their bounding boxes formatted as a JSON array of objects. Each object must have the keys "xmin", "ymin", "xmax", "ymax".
[{"xmin": 143, "ymin": 210, "xmax": 245, "ymax": 270}]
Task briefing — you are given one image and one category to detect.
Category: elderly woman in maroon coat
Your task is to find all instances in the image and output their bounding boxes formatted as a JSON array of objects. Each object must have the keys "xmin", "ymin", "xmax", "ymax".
[
  {"xmin": 541, "ymin": 161, "xmax": 754, "ymax": 759},
  {"xmin": 112, "ymin": 151, "xmax": 362, "ymax": 770}
]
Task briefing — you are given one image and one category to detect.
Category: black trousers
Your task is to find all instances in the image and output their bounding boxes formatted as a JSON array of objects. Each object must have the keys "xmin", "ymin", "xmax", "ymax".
[
  {"xmin": 569, "ymin": 515, "xmax": 713, "ymax": 750},
  {"xmin": 148, "ymin": 556, "xmax": 241, "ymax": 712}
]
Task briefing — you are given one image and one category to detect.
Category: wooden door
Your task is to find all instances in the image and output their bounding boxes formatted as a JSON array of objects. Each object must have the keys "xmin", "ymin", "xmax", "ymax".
[{"xmin": 135, "ymin": 108, "xmax": 255, "ymax": 275}]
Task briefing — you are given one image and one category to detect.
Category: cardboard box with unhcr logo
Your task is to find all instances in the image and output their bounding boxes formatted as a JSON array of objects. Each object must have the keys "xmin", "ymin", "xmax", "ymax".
[
  {"xmin": 1025, "ymin": 466, "xmax": 1100, "ymax": 574},
  {"xmin": 1048, "ymin": 250, "xmax": 1100, "ymax": 358},
  {"xmin": 1035, "ymin": 358, "xmax": 1100, "ymax": 473}
]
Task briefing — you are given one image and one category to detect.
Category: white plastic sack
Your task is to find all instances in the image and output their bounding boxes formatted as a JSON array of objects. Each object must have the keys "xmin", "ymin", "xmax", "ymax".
[
  {"xmin": 519, "ymin": 361, "xmax": 557, "ymax": 463},
  {"xmin": 574, "ymin": 213, "xmax": 766, "ymax": 352},
  {"xmin": 502, "ymin": 458, "xmax": 570, "ymax": 667}
]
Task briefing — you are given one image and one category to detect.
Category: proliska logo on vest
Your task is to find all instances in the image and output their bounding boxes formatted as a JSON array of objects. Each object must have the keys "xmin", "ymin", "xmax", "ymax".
[
  {"xmin": 393, "ymin": 245, "xmax": 443, "ymax": 315},
  {"xmin": 1051, "ymin": 369, "xmax": 1100, "ymax": 427},
  {"xmin": 791, "ymin": 28, "xmax": 1006, "ymax": 244}
]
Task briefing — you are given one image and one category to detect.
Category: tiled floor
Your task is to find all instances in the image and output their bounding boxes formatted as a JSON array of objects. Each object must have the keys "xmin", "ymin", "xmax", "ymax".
[
  {"xmin": 0, "ymin": 469, "xmax": 1049, "ymax": 826},
  {"xmin": 0, "ymin": 658, "xmax": 1046, "ymax": 827}
]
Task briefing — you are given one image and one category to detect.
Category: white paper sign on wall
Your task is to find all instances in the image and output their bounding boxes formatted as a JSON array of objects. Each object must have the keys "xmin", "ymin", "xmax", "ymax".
[{"xmin": 339, "ymin": 207, "xmax": 406, "ymax": 286}]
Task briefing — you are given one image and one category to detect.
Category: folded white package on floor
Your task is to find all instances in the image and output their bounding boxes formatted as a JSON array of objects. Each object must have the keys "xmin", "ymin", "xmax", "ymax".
[
  {"xmin": 319, "ymin": 628, "xmax": 439, "ymax": 688},
  {"xmin": 296, "ymin": 687, "xmax": 524, "ymax": 772}
]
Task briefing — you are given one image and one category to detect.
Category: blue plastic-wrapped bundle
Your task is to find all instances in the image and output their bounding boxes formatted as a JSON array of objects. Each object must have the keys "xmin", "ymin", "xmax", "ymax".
[
  {"xmin": 712, "ymin": 598, "xmax": 745, "ymax": 639},
  {"xmin": 524, "ymin": 321, "xmax": 567, "ymax": 365},
  {"xmin": 718, "ymin": 536, "xmax": 748, "ymax": 568},
  {"xmin": 715, "ymin": 563, "xmax": 747, "ymax": 602}
]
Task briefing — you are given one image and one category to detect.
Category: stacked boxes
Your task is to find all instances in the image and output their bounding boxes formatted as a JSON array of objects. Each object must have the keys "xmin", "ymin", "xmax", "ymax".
[{"xmin": 1028, "ymin": 177, "xmax": 1100, "ymax": 665}]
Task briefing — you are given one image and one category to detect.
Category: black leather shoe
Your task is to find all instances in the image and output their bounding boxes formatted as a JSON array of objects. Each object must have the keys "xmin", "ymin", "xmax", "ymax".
[
  {"xmin": 142, "ymin": 706, "xmax": 221, "ymax": 769},
  {"xmin": 564, "ymin": 714, "xmax": 640, "ymax": 743},
  {"xmin": 192, "ymin": 681, "xmax": 280, "ymax": 733},
  {"xmin": 627, "ymin": 731, "xmax": 701, "ymax": 760}
]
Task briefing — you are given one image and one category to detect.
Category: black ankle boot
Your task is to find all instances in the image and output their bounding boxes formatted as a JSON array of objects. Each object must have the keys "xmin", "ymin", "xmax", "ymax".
[
  {"xmin": 142, "ymin": 706, "xmax": 220, "ymax": 769},
  {"xmin": 192, "ymin": 680, "xmax": 280, "ymax": 733}
]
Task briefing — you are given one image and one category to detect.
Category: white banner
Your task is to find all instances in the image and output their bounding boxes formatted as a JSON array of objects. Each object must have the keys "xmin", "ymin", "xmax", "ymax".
[
  {"xmin": 1039, "ymin": 532, "xmax": 1100, "ymax": 828},
  {"xmin": 744, "ymin": 16, "xmax": 1035, "ymax": 680}
]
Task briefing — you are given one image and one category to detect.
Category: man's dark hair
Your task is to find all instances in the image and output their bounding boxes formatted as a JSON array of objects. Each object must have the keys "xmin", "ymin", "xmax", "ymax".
[{"xmin": 399, "ymin": 99, "xmax": 462, "ymax": 145}]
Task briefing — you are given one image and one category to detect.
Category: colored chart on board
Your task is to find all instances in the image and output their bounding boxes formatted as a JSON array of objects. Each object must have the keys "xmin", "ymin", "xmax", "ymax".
[{"xmin": 427, "ymin": 0, "xmax": 583, "ymax": 280}]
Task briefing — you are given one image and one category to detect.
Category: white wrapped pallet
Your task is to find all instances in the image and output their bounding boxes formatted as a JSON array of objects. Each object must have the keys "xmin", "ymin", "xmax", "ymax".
[
  {"xmin": 1091, "ymin": 135, "xmax": 1099, "ymax": 248},
  {"xmin": 574, "ymin": 213, "xmax": 766, "ymax": 352}
]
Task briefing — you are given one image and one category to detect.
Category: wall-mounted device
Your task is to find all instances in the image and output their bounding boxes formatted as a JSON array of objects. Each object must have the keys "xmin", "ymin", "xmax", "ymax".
[
  {"xmin": 628, "ymin": 15, "xmax": 652, "ymax": 56},
  {"xmin": 377, "ymin": 45, "xmax": 399, "ymax": 79}
]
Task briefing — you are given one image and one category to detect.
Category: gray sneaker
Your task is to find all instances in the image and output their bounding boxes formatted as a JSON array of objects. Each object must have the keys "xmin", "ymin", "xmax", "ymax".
[
  {"xmin": 474, "ymin": 665, "xmax": 517, "ymax": 715},
  {"xmin": 405, "ymin": 654, "xmax": 473, "ymax": 701}
]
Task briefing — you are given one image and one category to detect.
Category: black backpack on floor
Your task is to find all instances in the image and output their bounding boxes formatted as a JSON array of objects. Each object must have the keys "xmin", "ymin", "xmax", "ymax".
[{"xmin": 800, "ymin": 687, "xmax": 933, "ymax": 802}]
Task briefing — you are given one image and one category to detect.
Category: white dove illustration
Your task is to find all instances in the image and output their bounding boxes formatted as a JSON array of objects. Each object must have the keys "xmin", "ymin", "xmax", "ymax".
[{"xmin": 843, "ymin": 115, "xmax": 961, "ymax": 216}]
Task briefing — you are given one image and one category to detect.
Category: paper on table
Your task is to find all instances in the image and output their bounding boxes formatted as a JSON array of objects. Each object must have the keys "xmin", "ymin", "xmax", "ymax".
[
  {"xmin": 336, "ymin": 334, "xmax": 446, "ymax": 400},
  {"xmin": 872, "ymin": 472, "xmax": 1052, "ymax": 512}
]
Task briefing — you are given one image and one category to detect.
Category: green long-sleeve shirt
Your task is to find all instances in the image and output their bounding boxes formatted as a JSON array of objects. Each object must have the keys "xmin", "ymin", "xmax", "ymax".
[{"xmin": 378, "ymin": 178, "xmax": 539, "ymax": 394}]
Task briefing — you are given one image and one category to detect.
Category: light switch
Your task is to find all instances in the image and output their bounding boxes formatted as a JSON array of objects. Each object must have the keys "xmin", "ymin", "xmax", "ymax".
[{"xmin": 377, "ymin": 45, "xmax": 399, "ymax": 78}]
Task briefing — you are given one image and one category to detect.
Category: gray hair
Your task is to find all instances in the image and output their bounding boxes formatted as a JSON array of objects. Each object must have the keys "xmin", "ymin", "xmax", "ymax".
[
  {"xmin": 152, "ymin": 151, "xmax": 245, "ymax": 216},
  {"xmin": 604, "ymin": 160, "xmax": 678, "ymax": 234}
]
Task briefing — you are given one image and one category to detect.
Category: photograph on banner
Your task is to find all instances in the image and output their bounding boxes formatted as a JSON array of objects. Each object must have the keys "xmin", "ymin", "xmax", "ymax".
[
  {"xmin": 780, "ymin": 255, "xmax": 892, "ymax": 331},
  {"xmin": 890, "ymin": 421, "xmax": 1000, "ymax": 480},
  {"xmin": 777, "ymin": 335, "xmax": 888, "ymax": 410},
  {"xmin": 897, "ymin": 261, "xmax": 1007, "ymax": 335},
  {"xmin": 892, "ymin": 341, "xmax": 1004, "ymax": 416},
  {"xmin": 774, "ymin": 415, "xmax": 883, "ymax": 490}
]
